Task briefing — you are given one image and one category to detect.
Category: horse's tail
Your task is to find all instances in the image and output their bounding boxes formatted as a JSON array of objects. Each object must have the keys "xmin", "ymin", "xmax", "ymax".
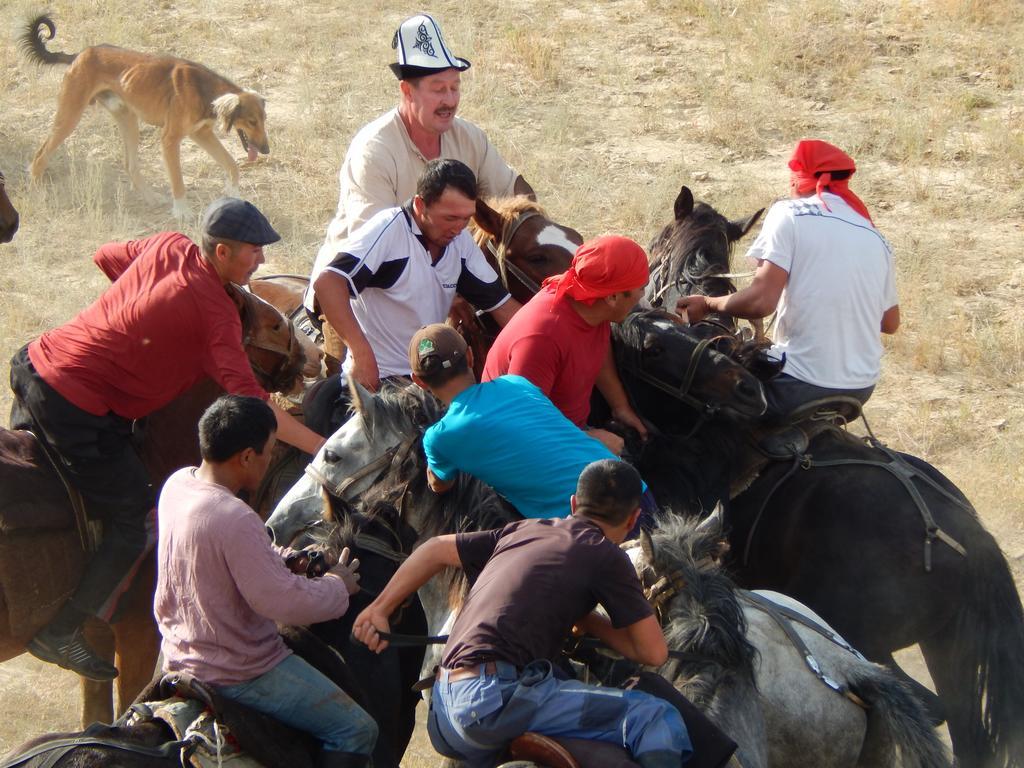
[
  {"xmin": 847, "ymin": 669, "xmax": 951, "ymax": 768},
  {"xmin": 19, "ymin": 14, "xmax": 78, "ymax": 66},
  {"xmin": 946, "ymin": 524, "xmax": 1024, "ymax": 768}
]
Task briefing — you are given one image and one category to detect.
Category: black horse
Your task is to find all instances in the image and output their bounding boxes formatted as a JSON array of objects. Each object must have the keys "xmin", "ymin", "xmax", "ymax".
[
  {"xmin": 646, "ymin": 185, "xmax": 762, "ymax": 321},
  {"xmin": 630, "ymin": 189, "xmax": 1024, "ymax": 768}
]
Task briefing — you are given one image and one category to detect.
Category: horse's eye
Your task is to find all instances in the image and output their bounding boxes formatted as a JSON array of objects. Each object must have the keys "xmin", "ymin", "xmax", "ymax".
[
  {"xmin": 642, "ymin": 332, "xmax": 660, "ymax": 353},
  {"xmin": 323, "ymin": 450, "xmax": 340, "ymax": 463},
  {"xmin": 526, "ymin": 253, "xmax": 548, "ymax": 265}
]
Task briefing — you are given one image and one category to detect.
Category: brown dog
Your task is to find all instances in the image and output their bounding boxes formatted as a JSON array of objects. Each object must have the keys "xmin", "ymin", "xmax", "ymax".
[{"xmin": 21, "ymin": 14, "xmax": 270, "ymax": 218}]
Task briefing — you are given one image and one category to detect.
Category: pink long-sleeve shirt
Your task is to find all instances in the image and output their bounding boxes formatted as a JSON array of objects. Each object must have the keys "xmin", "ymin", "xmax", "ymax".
[{"xmin": 154, "ymin": 468, "xmax": 349, "ymax": 686}]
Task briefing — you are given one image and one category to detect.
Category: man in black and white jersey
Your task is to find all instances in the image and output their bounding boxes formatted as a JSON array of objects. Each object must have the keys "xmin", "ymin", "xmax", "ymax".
[{"xmin": 308, "ymin": 159, "xmax": 520, "ymax": 434}]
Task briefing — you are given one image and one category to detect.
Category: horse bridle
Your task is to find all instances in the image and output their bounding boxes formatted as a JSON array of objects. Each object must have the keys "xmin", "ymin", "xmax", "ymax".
[
  {"xmin": 618, "ymin": 332, "xmax": 725, "ymax": 437},
  {"xmin": 238, "ymin": 290, "xmax": 300, "ymax": 391},
  {"xmin": 484, "ymin": 211, "xmax": 544, "ymax": 295},
  {"xmin": 304, "ymin": 433, "xmax": 419, "ymax": 502}
]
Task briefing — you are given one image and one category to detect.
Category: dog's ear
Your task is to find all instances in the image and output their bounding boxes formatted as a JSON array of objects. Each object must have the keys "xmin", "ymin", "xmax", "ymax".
[{"xmin": 212, "ymin": 93, "xmax": 242, "ymax": 132}]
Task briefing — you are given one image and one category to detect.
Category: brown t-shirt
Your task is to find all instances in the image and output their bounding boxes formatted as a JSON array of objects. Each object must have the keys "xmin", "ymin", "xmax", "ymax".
[{"xmin": 441, "ymin": 517, "xmax": 653, "ymax": 670}]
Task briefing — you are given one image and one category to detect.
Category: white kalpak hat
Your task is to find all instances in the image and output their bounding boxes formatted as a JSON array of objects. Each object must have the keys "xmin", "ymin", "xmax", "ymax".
[{"xmin": 390, "ymin": 13, "xmax": 471, "ymax": 80}]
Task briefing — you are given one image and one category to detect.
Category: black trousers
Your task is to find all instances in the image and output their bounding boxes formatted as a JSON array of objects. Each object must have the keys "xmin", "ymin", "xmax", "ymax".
[
  {"xmin": 9, "ymin": 346, "xmax": 155, "ymax": 622},
  {"xmin": 763, "ymin": 373, "xmax": 875, "ymax": 418}
]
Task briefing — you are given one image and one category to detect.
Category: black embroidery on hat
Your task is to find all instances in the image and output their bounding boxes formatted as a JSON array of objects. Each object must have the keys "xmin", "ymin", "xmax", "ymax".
[{"xmin": 413, "ymin": 22, "xmax": 437, "ymax": 58}]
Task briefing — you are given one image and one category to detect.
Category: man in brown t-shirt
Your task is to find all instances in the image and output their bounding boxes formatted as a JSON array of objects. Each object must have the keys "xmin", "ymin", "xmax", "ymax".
[{"xmin": 353, "ymin": 460, "xmax": 692, "ymax": 768}]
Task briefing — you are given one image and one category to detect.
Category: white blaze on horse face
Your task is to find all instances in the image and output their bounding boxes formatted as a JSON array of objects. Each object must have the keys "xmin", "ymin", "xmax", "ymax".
[{"xmin": 535, "ymin": 224, "xmax": 579, "ymax": 257}]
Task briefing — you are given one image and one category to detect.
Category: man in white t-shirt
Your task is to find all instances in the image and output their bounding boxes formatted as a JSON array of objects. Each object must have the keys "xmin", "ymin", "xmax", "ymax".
[
  {"xmin": 307, "ymin": 159, "xmax": 520, "ymax": 434},
  {"xmin": 677, "ymin": 139, "xmax": 900, "ymax": 416},
  {"xmin": 306, "ymin": 12, "xmax": 534, "ymax": 352}
]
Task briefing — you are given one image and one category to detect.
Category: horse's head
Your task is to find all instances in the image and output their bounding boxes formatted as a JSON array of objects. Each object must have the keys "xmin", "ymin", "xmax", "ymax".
[
  {"xmin": 625, "ymin": 515, "xmax": 756, "ymax": 690},
  {"xmin": 266, "ymin": 381, "xmax": 438, "ymax": 545},
  {"xmin": 647, "ymin": 186, "xmax": 763, "ymax": 316},
  {"xmin": 227, "ymin": 284, "xmax": 307, "ymax": 394},
  {"xmin": 614, "ymin": 310, "xmax": 767, "ymax": 430},
  {"xmin": 0, "ymin": 171, "xmax": 20, "ymax": 244},
  {"xmin": 473, "ymin": 197, "xmax": 580, "ymax": 305}
]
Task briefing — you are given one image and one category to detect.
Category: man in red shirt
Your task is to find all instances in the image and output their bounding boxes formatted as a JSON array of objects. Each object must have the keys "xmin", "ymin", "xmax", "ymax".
[
  {"xmin": 482, "ymin": 235, "xmax": 650, "ymax": 455},
  {"xmin": 9, "ymin": 197, "xmax": 326, "ymax": 681}
]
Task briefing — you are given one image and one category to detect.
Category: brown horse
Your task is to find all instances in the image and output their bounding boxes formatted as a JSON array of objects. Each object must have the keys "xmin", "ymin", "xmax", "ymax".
[
  {"xmin": 457, "ymin": 196, "xmax": 581, "ymax": 376},
  {"xmin": 249, "ymin": 275, "xmax": 327, "ymax": 377},
  {"xmin": 0, "ymin": 171, "xmax": 20, "ymax": 243},
  {"xmin": 0, "ymin": 285, "xmax": 305, "ymax": 728}
]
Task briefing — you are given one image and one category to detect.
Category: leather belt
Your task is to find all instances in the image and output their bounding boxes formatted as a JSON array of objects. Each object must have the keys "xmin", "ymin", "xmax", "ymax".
[{"xmin": 438, "ymin": 662, "xmax": 499, "ymax": 683}]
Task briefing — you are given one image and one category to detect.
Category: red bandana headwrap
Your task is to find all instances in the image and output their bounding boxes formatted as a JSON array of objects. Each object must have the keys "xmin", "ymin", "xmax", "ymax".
[
  {"xmin": 542, "ymin": 235, "xmax": 650, "ymax": 306},
  {"xmin": 788, "ymin": 139, "xmax": 872, "ymax": 223}
]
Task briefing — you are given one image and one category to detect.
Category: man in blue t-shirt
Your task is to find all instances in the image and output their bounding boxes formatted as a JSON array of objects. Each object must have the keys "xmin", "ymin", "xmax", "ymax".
[{"xmin": 408, "ymin": 324, "xmax": 630, "ymax": 519}]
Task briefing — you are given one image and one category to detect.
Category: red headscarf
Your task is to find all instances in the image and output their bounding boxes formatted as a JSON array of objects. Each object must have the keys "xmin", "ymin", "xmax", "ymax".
[
  {"xmin": 788, "ymin": 139, "xmax": 872, "ymax": 223},
  {"xmin": 542, "ymin": 235, "xmax": 650, "ymax": 306}
]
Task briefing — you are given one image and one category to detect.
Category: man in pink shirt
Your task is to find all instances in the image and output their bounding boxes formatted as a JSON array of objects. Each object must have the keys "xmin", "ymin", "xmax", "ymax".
[{"xmin": 155, "ymin": 395, "xmax": 376, "ymax": 768}]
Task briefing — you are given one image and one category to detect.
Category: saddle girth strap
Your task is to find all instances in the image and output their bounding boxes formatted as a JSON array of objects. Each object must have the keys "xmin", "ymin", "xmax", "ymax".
[
  {"xmin": 738, "ymin": 591, "xmax": 867, "ymax": 708},
  {"xmin": 741, "ymin": 443, "xmax": 968, "ymax": 572},
  {"xmin": 26, "ymin": 430, "xmax": 96, "ymax": 553}
]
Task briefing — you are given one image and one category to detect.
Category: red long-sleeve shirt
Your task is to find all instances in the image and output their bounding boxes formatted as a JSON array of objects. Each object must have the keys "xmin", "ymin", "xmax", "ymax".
[{"xmin": 29, "ymin": 232, "xmax": 266, "ymax": 419}]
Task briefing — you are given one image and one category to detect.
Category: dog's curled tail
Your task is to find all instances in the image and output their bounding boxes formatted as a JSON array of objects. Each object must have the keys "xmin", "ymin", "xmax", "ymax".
[{"xmin": 19, "ymin": 14, "xmax": 78, "ymax": 66}]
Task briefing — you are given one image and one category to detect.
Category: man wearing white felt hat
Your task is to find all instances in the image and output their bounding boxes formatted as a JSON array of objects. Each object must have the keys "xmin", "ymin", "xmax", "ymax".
[{"xmin": 306, "ymin": 13, "xmax": 535, "ymax": 340}]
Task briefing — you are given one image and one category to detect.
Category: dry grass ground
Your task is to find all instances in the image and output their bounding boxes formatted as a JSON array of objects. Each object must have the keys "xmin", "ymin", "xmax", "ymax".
[{"xmin": 1, "ymin": 0, "xmax": 1022, "ymax": 762}]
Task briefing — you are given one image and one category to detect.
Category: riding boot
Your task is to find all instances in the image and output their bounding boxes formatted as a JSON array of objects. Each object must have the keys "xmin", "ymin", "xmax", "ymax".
[
  {"xmin": 315, "ymin": 750, "xmax": 370, "ymax": 768},
  {"xmin": 26, "ymin": 624, "xmax": 119, "ymax": 681}
]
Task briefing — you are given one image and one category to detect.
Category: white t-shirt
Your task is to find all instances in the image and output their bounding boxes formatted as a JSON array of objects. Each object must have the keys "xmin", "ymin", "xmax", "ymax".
[
  {"xmin": 309, "ymin": 108, "xmax": 519, "ymax": 301},
  {"xmin": 746, "ymin": 193, "xmax": 898, "ymax": 389},
  {"xmin": 318, "ymin": 206, "xmax": 510, "ymax": 378}
]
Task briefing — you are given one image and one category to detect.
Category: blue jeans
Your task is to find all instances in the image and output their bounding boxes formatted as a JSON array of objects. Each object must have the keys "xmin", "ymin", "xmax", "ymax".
[
  {"xmin": 218, "ymin": 653, "xmax": 377, "ymax": 755},
  {"xmin": 427, "ymin": 660, "xmax": 691, "ymax": 768}
]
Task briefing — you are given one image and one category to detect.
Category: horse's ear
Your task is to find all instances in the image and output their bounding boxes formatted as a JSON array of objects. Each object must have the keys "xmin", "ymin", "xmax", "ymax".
[
  {"xmin": 224, "ymin": 282, "xmax": 247, "ymax": 313},
  {"xmin": 640, "ymin": 527, "xmax": 655, "ymax": 563},
  {"xmin": 349, "ymin": 380, "xmax": 378, "ymax": 429},
  {"xmin": 473, "ymin": 198, "xmax": 503, "ymax": 237},
  {"xmin": 674, "ymin": 186, "xmax": 695, "ymax": 222},
  {"xmin": 726, "ymin": 208, "xmax": 765, "ymax": 241}
]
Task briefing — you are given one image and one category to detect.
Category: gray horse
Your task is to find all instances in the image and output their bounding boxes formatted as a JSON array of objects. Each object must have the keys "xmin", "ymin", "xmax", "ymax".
[
  {"xmin": 629, "ymin": 516, "xmax": 951, "ymax": 768},
  {"xmin": 268, "ymin": 384, "xmax": 950, "ymax": 768}
]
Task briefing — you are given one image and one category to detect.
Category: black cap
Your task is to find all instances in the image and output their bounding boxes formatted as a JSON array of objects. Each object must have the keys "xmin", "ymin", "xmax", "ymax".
[{"xmin": 201, "ymin": 197, "xmax": 280, "ymax": 246}]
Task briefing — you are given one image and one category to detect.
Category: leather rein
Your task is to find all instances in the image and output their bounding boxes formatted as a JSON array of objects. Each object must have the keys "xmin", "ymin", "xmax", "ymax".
[
  {"xmin": 618, "ymin": 334, "xmax": 725, "ymax": 437},
  {"xmin": 303, "ymin": 434, "xmax": 419, "ymax": 503}
]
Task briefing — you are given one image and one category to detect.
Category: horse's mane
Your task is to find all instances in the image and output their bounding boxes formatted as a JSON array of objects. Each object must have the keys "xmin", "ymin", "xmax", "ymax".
[
  {"xmin": 471, "ymin": 196, "xmax": 549, "ymax": 248},
  {"xmin": 610, "ymin": 309, "xmax": 694, "ymax": 401},
  {"xmin": 353, "ymin": 381, "xmax": 445, "ymax": 438},
  {"xmin": 352, "ymin": 382, "xmax": 519, "ymax": 542},
  {"xmin": 645, "ymin": 515, "xmax": 758, "ymax": 708},
  {"xmin": 649, "ymin": 202, "xmax": 738, "ymax": 297}
]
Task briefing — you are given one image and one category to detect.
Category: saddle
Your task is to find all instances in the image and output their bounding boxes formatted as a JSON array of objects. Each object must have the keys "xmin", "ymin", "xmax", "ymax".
[
  {"xmin": 507, "ymin": 733, "xmax": 639, "ymax": 768},
  {"xmin": 129, "ymin": 668, "xmax": 316, "ymax": 768},
  {"xmin": 0, "ymin": 428, "xmax": 86, "ymax": 535},
  {"xmin": 128, "ymin": 627, "xmax": 366, "ymax": 768},
  {"xmin": 755, "ymin": 396, "xmax": 863, "ymax": 460}
]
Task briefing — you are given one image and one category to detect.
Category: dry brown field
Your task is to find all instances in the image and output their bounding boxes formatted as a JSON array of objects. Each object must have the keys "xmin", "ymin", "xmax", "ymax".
[{"xmin": 1, "ymin": 0, "xmax": 1022, "ymax": 763}]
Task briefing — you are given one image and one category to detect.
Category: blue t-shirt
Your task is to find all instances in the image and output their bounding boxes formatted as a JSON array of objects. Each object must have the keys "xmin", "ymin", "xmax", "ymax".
[{"xmin": 423, "ymin": 375, "xmax": 625, "ymax": 519}]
